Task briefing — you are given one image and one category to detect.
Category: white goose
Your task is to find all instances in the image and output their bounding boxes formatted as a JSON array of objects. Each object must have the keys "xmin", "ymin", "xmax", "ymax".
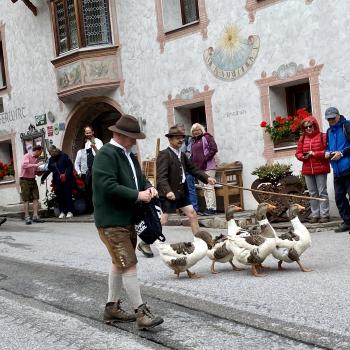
[
  {"xmin": 206, "ymin": 233, "xmax": 244, "ymax": 274},
  {"xmin": 271, "ymin": 204, "xmax": 312, "ymax": 272},
  {"xmin": 225, "ymin": 204, "xmax": 277, "ymax": 277},
  {"xmin": 155, "ymin": 230, "xmax": 214, "ymax": 279}
]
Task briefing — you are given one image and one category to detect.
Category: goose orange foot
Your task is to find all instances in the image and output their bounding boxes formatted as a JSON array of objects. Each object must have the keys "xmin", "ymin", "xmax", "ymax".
[
  {"xmin": 211, "ymin": 262, "xmax": 219, "ymax": 274},
  {"xmin": 252, "ymin": 264, "xmax": 266, "ymax": 277},
  {"xmin": 278, "ymin": 261, "xmax": 285, "ymax": 271},
  {"xmin": 297, "ymin": 260, "xmax": 313, "ymax": 272},
  {"xmin": 187, "ymin": 270, "xmax": 200, "ymax": 279}
]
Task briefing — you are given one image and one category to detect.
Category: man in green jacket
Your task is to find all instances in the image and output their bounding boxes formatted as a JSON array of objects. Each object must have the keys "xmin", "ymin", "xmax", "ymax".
[{"xmin": 92, "ymin": 114, "xmax": 163, "ymax": 330}]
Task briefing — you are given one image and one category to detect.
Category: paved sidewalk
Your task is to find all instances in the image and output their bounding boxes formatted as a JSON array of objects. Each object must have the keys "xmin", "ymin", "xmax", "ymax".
[{"xmin": 0, "ymin": 220, "xmax": 349, "ymax": 348}]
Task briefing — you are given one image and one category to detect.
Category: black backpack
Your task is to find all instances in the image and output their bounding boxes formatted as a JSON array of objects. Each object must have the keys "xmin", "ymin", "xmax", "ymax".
[{"xmin": 134, "ymin": 197, "xmax": 166, "ymax": 244}]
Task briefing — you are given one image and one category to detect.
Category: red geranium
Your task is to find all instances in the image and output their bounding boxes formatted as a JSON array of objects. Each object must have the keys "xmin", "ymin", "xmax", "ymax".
[{"xmin": 260, "ymin": 108, "xmax": 310, "ymax": 143}]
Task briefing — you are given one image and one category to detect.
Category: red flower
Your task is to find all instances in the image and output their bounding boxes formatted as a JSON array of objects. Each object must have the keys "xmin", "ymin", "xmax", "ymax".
[
  {"xmin": 287, "ymin": 116, "xmax": 293, "ymax": 121},
  {"xmin": 260, "ymin": 121, "xmax": 268, "ymax": 127}
]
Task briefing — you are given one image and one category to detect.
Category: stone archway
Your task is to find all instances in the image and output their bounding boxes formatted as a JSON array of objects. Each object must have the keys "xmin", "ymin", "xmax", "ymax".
[{"xmin": 61, "ymin": 97, "xmax": 123, "ymax": 160}]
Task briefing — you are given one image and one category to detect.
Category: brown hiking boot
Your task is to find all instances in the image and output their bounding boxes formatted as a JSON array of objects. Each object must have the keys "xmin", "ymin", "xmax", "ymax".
[
  {"xmin": 104, "ymin": 300, "xmax": 136, "ymax": 324},
  {"xmin": 308, "ymin": 217, "xmax": 319, "ymax": 224},
  {"xmin": 319, "ymin": 217, "xmax": 330, "ymax": 223},
  {"xmin": 137, "ymin": 241, "xmax": 154, "ymax": 258},
  {"xmin": 136, "ymin": 303, "xmax": 164, "ymax": 330}
]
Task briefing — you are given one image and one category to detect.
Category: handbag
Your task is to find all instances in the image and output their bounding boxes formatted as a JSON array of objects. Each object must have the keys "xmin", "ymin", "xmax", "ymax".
[
  {"xmin": 134, "ymin": 197, "xmax": 166, "ymax": 244},
  {"xmin": 54, "ymin": 163, "xmax": 67, "ymax": 183},
  {"xmin": 59, "ymin": 174, "xmax": 67, "ymax": 183}
]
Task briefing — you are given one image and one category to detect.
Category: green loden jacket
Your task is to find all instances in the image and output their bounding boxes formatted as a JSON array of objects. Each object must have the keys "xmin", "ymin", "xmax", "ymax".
[{"xmin": 92, "ymin": 143, "xmax": 152, "ymax": 228}]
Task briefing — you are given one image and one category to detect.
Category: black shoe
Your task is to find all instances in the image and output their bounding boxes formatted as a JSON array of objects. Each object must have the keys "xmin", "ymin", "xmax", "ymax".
[
  {"xmin": 32, "ymin": 217, "xmax": 45, "ymax": 223},
  {"xmin": 0, "ymin": 217, "xmax": 6, "ymax": 226},
  {"xmin": 334, "ymin": 223, "xmax": 350, "ymax": 233},
  {"xmin": 137, "ymin": 241, "xmax": 154, "ymax": 258},
  {"xmin": 204, "ymin": 209, "xmax": 217, "ymax": 216},
  {"xmin": 25, "ymin": 217, "xmax": 32, "ymax": 225}
]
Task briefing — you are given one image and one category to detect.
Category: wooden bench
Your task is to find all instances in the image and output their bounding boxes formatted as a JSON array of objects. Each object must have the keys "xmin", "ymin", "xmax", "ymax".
[{"xmin": 196, "ymin": 162, "xmax": 244, "ymax": 212}]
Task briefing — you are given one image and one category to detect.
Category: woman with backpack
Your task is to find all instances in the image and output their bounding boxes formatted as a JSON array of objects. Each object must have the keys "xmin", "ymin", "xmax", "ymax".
[{"xmin": 295, "ymin": 116, "xmax": 330, "ymax": 223}]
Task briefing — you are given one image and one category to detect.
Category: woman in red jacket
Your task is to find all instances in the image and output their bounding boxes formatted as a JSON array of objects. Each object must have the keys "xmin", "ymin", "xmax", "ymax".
[{"xmin": 295, "ymin": 116, "xmax": 330, "ymax": 223}]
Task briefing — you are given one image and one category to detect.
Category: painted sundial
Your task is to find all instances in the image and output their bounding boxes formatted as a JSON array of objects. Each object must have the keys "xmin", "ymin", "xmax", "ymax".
[{"xmin": 204, "ymin": 24, "xmax": 260, "ymax": 81}]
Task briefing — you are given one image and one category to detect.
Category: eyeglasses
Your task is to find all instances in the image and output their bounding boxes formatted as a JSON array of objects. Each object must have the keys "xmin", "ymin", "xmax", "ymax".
[{"xmin": 304, "ymin": 125, "xmax": 314, "ymax": 129}]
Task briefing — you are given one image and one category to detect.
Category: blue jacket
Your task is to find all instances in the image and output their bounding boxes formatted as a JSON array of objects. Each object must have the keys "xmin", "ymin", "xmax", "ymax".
[{"xmin": 326, "ymin": 116, "xmax": 350, "ymax": 177}]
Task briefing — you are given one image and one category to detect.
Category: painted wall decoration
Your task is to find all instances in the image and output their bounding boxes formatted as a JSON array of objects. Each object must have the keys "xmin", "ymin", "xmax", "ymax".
[
  {"xmin": 203, "ymin": 24, "xmax": 260, "ymax": 81},
  {"xmin": 58, "ymin": 122, "xmax": 65, "ymax": 131},
  {"xmin": 54, "ymin": 123, "xmax": 59, "ymax": 135},
  {"xmin": 47, "ymin": 125, "xmax": 53, "ymax": 137}
]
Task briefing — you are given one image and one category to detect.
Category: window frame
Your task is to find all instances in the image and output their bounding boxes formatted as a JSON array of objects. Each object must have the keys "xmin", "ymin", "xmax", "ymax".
[
  {"xmin": 0, "ymin": 22, "xmax": 10, "ymax": 96},
  {"xmin": 155, "ymin": 0, "xmax": 208, "ymax": 53},
  {"xmin": 256, "ymin": 60, "xmax": 323, "ymax": 160},
  {"xmin": 0, "ymin": 133, "xmax": 17, "ymax": 188},
  {"xmin": 50, "ymin": 0, "xmax": 113, "ymax": 56}
]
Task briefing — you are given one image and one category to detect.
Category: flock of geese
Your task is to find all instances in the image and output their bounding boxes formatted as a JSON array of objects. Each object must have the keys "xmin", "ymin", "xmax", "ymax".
[{"xmin": 154, "ymin": 203, "xmax": 312, "ymax": 278}]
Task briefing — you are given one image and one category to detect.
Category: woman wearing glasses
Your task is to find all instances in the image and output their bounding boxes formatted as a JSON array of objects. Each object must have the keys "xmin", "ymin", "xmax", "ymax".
[{"xmin": 295, "ymin": 116, "xmax": 330, "ymax": 223}]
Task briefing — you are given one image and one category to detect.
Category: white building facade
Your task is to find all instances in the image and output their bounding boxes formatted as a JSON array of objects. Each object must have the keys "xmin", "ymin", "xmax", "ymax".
[{"xmin": 0, "ymin": 0, "xmax": 349, "ymax": 213}]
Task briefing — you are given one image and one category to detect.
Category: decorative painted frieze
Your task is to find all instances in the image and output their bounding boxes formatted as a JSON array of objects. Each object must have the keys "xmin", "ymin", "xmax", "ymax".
[{"xmin": 175, "ymin": 87, "xmax": 200, "ymax": 100}]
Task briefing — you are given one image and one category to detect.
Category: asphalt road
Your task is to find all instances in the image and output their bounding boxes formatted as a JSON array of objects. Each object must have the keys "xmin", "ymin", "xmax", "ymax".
[
  {"xmin": 1, "ymin": 219, "xmax": 349, "ymax": 349},
  {"xmin": 0, "ymin": 255, "xmax": 320, "ymax": 350}
]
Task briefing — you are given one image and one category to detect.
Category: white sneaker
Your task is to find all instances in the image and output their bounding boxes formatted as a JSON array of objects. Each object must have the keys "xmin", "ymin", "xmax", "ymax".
[
  {"xmin": 58, "ymin": 213, "xmax": 65, "ymax": 219},
  {"xmin": 66, "ymin": 212, "xmax": 73, "ymax": 218}
]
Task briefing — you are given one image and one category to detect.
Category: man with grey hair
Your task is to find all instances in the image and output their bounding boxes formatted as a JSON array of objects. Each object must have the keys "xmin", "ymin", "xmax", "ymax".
[{"xmin": 325, "ymin": 107, "xmax": 350, "ymax": 232}]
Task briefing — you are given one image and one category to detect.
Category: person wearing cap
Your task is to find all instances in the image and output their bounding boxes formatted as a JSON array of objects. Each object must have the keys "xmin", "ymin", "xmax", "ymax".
[
  {"xmin": 92, "ymin": 114, "xmax": 164, "ymax": 330},
  {"xmin": 325, "ymin": 107, "xmax": 350, "ymax": 232},
  {"xmin": 137, "ymin": 125, "xmax": 216, "ymax": 257}
]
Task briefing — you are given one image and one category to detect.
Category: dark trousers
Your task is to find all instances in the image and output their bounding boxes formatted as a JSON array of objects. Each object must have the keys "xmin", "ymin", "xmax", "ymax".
[
  {"xmin": 81, "ymin": 173, "xmax": 93, "ymax": 213},
  {"xmin": 334, "ymin": 175, "xmax": 350, "ymax": 224},
  {"xmin": 57, "ymin": 184, "xmax": 74, "ymax": 214}
]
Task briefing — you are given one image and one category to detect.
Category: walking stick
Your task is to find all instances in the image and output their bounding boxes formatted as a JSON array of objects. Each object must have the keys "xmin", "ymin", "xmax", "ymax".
[{"xmin": 215, "ymin": 182, "xmax": 327, "ymax": 202}]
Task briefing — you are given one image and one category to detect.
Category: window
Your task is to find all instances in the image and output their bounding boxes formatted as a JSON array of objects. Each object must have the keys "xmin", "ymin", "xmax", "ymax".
[
  {"xmin": 162, "ymin": 0, "xmax": 199, "ymax": 33},
  {"xmin": 285, "ymin": 83, "xmax": 311, "ymax": 116},
  {"xmin": 0, "ymin": 39, "xmax": 6, "ymax": 89},
  {"xmin": 256, "ymin": 60, "xmax": 323, "ymax": 161},
  {"xmin": 0, "ymin": 139, "xmax": 15, "ymax": 184},
  {"xmin": 51, "ymin": 0, "xmax": 112, "ymax": 55},
  {"xmin": 270, "ymin": 80, "xmax": 312, "ymax": 122},
  {"xmin": 155, "ymin": 0, "xmax": 208, "ymax": 52}
]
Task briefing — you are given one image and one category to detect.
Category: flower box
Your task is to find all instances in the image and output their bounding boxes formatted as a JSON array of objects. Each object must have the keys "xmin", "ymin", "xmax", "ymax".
[{"xmin": 260, "ymin": 108, "xmax": 310, "ymax": 147}]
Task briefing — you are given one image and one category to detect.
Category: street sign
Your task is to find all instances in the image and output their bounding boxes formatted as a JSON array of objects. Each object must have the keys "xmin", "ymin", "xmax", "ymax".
[{"xmin": 35, "ymin": 113, "xmax": 47, "ymax": 126}]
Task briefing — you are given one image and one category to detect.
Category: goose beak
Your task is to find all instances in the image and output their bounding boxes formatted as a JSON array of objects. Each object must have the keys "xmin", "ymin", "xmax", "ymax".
[
  {"xmin": 297, "ymin": 204, "xmax": 306, "ymax": 210},
  {"xmin": 267, "ymin": 204, "xmax": 276, "ymax": 210}
]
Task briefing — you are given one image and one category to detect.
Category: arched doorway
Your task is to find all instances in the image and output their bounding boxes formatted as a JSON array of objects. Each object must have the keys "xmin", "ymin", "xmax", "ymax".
[{"xmin": 61, "ymin": 97, "xmax": 123, "ymax": 160}]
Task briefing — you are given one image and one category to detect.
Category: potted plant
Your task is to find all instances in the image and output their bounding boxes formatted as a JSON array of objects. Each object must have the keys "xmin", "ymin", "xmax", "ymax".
[
  {"xmin": 0, "ymin": 160, "xmax": 15, "ymax": 181},
  {"xmin": 43, "ymin": 182, "xmax": 59, "ymax": 217},
  {"xmin": 251, "ymin": 163, "xmax": 310, "ymax": 221},
  {"xmin": 260, "ymin": 108, "xmax": 310, "ymax": 147}
]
